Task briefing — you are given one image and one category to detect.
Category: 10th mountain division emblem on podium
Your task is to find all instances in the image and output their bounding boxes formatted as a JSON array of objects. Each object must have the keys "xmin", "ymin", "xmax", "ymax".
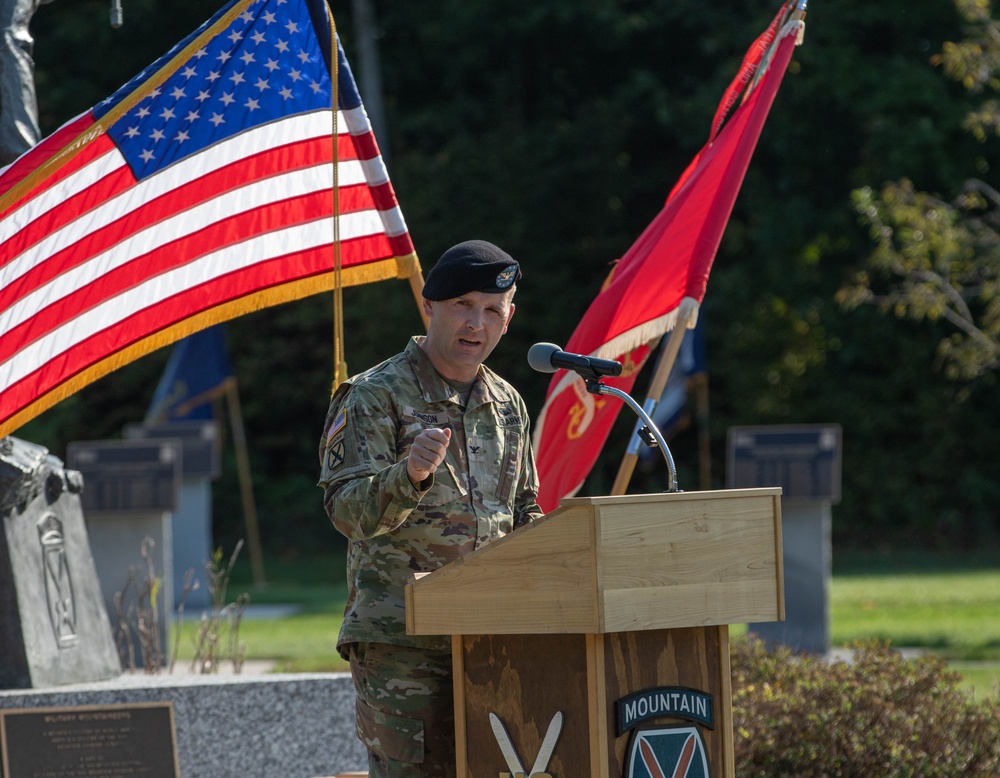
[{"xmin": 624, "ymin": 725, "xmax": 711, "ymax": 778}]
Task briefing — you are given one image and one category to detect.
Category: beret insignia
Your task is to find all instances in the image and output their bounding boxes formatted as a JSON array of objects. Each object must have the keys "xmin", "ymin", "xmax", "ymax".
[{"xmin": 495, "ymin": 265, "xmax": 518, "ymax": 289}]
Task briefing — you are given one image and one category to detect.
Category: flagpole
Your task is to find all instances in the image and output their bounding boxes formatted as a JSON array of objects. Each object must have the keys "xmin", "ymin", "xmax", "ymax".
[
  {"xmin": 225, "ymin": 377, "xmax": 267, "ymax": 587},
  {"xmin": 745, "ymin": 1, "xmax": 804, "ymax": 99},
  {"xmin": 409, "ymin": 270, "xmax": 429, "ymax": 329},
  {"xmin": 328, "ymin": 18, "xmax": 350, "ymax": 390},
  {"xmin": 609, "ymin": 306, "xmax": 694, "ymax": 496},
  {"xmin": 693, "ymin": 372, "xmax": 712, "ymax": 490}
]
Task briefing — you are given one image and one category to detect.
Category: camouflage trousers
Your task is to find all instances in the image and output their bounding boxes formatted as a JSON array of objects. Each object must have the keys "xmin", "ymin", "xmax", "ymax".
[{"xmin": 348, "ymin": 642, "xmax": 456, "ymax": 778}]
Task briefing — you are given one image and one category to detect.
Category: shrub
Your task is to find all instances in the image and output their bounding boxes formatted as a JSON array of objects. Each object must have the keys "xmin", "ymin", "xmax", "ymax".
[{"xmin": 732, "ymin": 638, "xmax": 1000, "ymax": 777}]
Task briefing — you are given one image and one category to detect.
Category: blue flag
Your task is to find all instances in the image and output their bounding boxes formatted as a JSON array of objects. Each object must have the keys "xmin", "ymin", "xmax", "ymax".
[
  {"xmin": 146, "ymin": 325, "xmax": 233, "ymax": 421},
  {"xmin": 641, "ymin": 318, "xmax": 707, "ymax": 457}
]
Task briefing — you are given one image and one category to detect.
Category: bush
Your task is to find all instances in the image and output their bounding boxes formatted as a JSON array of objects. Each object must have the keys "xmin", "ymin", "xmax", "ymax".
[{"xmin": 732, "ymin": 638, "xmax": 1000, "ymax": 777}]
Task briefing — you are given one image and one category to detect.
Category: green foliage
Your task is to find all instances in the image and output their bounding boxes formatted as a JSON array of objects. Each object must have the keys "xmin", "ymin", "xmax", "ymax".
[
  {"xmin": 841, "ymin": 0, "xmax": 1000, "ymax": 382},
  {"xmin": 843, "ymin": 179, "xmax": 1000, "ymax": 380},
  {"xmin": 937, "ymin": 0, "xmax": 1000, "ymax": 140},
  {"xmin": 732, "ymin": 638, "xmax": 1000, "ymax": 777},
  {"xmin": 181, "ymin": 542, "xmax": 250, "ymax": 673},
  {"xmin": 830, "ymin": 0, "xmax": 1000, "ymax": 550},
  {"xmin": 32, "ymin": 0, "xmax": 222, "ymax": 128}
]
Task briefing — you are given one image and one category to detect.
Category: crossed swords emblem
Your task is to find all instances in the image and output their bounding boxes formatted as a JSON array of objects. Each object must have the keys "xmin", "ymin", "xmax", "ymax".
[{"xmin": 489, "ymin": 711, "xmax": 563, "ymax": 777}]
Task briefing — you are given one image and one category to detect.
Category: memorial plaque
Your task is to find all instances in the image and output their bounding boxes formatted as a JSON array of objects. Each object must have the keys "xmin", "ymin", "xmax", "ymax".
[
  {"xmin": 123, "ymin": 421, "xmax": 220, "ymax": 479},
  {"xmin": 0, "ymin": 703, "xmax": 179, "ymax": 778},
  {"xmin": 67, "ymin": 440, "xmax": 179, "ymax": 514},
  {"xmin": 727, "ymin": 424, "xmax": 842, "ymax": 502}
]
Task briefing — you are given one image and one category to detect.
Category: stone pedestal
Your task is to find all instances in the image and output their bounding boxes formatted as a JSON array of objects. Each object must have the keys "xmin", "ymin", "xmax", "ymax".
[
  {"xmin": 67, "ymin": 438, "xmax": 181, "ymax": 669},
  {"xmin": 749, "ymin": 501, "xmax": 832, "ymax": 654},
  {"xmin": 728, "ymin": 424, "xmax": 842, "ymax": 655},
  {"xmin": 0, "ymin": 437, "xmax": 121, "ymax": 689},
  {"xmin": 124, "ymin": 421, "xmax": 219, "ymax": 610},
  {"xmin": 0, "ymin": 672, "xmax": 366, "ymax": 777}
]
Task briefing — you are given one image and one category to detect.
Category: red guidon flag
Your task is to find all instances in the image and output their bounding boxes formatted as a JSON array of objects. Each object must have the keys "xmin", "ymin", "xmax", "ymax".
[
  {"xmin": 533, "ymin": 2, "xmax": 805, "ymax": 511},
  {"xmin": 0, "ymin": 0, "xmax": 417, "ymax": 437}
]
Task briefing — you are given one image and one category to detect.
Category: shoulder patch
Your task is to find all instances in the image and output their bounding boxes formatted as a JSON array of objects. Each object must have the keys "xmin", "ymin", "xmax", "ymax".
[
  {"xmin": 326, "ymin": 439, "xmax": 346, "ymax": 470},
  {"xmin": 325, "ymin": 409, "xmax": 347, "ymax": 443}
]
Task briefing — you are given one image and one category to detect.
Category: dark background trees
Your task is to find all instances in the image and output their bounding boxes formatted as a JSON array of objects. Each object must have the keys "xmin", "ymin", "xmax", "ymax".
[{"xmin": 19, "ymin": 0, "xmax": 1000, "ymax": 559}]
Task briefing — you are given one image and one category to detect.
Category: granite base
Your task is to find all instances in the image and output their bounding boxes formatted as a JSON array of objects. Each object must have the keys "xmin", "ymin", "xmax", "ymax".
[{"xmin": 0, "ymin": 671, "xmax": 366, "ymax": 777}]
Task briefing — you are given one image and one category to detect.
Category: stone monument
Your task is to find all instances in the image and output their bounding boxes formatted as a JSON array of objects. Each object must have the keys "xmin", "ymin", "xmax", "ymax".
[
  {"xmin": 0, "ymin": 436, "xmax": 121, "ymax": 688},
  {"xmin": 728, "ymin": 424, "xmax": 842, "ymax": 655}
]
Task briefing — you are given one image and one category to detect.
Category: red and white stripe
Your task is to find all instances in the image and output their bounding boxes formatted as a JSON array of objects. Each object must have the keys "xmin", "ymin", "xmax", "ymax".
[{"xmin": 0, "ymin": 103, "xmax": 414, "ymax": 434}]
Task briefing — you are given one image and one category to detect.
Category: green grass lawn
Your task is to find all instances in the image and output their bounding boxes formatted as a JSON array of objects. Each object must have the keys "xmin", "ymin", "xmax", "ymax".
[
  {"xmin": 171, "ymin": 611, "xmax": 348, "ymax": 673},
  {"xmin": 831, "ymin": 569, "xmax": 1000, "ymax": 659},
  {"xmin": 830, "ymin": 548, "xmax": 1000, "ymax": 698},
  {"xmin": 170, "ymin": 572, "xmax": 351, "ymax": 673},
  {"xmin": 830, "ymin": 549, "xmax": 1000, "ymax": 660},
  {"xmin": 171, "ymin": 548, "xmax": 999, "ymax": 696}
]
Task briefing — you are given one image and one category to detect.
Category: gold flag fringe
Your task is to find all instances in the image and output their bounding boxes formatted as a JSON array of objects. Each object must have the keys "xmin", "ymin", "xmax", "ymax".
[{"xmin": 0, "ymin": 258, "xmax": 406, "ymax": 438}]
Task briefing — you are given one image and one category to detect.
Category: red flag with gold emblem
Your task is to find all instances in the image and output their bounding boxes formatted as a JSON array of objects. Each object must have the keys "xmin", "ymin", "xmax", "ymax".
[{"xmin": 533, "ymin": 3, "xmax": 804, "ymax": 511}]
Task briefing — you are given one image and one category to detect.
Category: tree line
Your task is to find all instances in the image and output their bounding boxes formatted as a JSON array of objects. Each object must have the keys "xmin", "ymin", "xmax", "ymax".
[{"xmin": 21, "ymin": 0, "xmax": 1000, "ymax": 556}]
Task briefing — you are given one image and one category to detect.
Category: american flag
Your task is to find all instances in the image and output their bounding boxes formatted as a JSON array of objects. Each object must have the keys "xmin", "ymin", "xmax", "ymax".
[{"xmin": 0, "ymin": 0, "xmax": 416, "ymax": 437}]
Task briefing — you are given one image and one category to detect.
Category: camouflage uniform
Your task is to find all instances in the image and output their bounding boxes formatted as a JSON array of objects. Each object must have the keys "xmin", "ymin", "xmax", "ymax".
[{"xmin": 318, "ymin": 335, "xmax": 542, "ymax": 776}]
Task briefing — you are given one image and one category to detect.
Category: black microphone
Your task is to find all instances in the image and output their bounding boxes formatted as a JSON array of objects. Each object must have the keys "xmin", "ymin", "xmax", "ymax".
[{"xmin": 527, "ymin": 342, "xmax": 623, "ymax": 379}]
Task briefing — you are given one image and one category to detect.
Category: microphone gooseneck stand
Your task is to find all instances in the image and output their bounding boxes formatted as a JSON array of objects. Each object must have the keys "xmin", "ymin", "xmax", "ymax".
[
  {"xmin": 583, "ymin": 376, "xmax": 681, "ymax": 493},
  {"xmin": 527, "ymin": 341, "xmax": 680, "ymax": 492}
]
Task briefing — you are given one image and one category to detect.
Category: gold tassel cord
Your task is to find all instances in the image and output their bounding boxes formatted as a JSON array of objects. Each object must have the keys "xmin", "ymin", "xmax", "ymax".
[{"xmin": 329, "ymin": 13, "xmax": 348, "ymax": 392}]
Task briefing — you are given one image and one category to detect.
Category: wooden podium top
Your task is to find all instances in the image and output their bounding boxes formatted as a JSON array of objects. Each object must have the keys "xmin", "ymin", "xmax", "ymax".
[{"xmin": 405, "ymin": 488, "xmax": 784, "ymax": 636}]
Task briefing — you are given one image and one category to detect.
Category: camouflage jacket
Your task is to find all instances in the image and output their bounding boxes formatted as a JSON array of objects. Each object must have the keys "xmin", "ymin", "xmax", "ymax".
[{"xmin": 318, "ymin": 336, "xmax": 543, "ymax": 652}]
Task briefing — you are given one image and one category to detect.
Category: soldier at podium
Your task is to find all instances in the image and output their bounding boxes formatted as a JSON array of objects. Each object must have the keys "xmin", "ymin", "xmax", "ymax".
[{"xmin": 318, "ymin": 240, "xmax": 544, "ymax": 778}]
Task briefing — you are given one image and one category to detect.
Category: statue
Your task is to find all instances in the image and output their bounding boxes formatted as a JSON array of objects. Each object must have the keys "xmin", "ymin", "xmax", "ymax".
[
  {"xmin": 0, "ymin": 0, "xmax": 56, "ymax": 165},
  {"xmin": 0, "ymin": 435, "xmax": 121, "ymax": 688}
]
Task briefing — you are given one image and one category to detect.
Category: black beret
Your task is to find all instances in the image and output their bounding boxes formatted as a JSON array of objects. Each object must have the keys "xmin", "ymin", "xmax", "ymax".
[{"xmin": 422, "ymin": 240, "xmax": 521, "ymax": 301}]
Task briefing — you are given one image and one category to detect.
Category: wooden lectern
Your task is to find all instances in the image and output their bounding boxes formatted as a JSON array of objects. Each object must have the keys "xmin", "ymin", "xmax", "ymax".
[{"xmin": 405, "ymin": 488, "xmax": 783, "ymax": 778}]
